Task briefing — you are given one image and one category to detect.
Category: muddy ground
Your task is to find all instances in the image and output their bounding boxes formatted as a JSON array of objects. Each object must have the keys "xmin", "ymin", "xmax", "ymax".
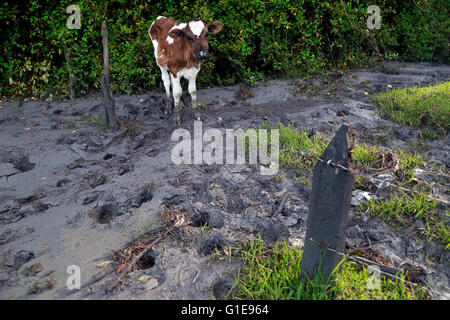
[{"xmin": 0, "ymin": 61, "xmax": 449, "ymax": 300}]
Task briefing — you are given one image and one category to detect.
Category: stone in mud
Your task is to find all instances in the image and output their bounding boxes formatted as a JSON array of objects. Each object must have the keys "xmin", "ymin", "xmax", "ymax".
[
  {"xmin": 83, "ymin": 193, "xmax": 100, "ymax": 205},
  {"xmin": 56, "ymin": 178, "xmax": 71, "ymax": 188},
  {"xmin": 18, "ymin": 204, "xmax": 35, "ymax": 217},
  {"xmin": 118, "ymin": 164, "xmax": 133, "ymax": 175},
  {"xmin": 277, "ymin": 214, "xmax": 299, "ymax": 227},
  {"xmin": 87, "ymin": 173, "xmax": 107, "ymax": 188},
  {"xmin": 67, "ymin": 158, "xmax": 85, "ymax": 169},
  {"xmin": 103, "ymin": 153, "xmax": 115, "ymax": 160},
  {"xmin": 145, "ymin": 278, "xmax": 159, "ymax": 290}
]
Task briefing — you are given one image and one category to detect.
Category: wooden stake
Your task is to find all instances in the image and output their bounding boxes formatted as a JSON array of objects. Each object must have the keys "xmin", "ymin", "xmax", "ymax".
[{"xmin": 301, "ymin": 125, "xmax": 354, "ymax": 281}]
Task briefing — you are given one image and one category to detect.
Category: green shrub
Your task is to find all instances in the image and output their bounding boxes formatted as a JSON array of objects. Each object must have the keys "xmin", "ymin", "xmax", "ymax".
[{"xmin": 0, "ymin": 0, "xmax": 448, "ymax": 99}]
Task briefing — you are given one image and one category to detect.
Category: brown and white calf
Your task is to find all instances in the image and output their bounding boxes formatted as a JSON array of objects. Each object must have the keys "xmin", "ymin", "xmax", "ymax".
[{"xmin": 149, "ymin": 16, "xmax": 223, "ymax": 124}]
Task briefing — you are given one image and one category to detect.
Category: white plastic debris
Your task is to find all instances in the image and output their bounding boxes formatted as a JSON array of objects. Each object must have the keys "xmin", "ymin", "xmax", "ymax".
[
  {"xmin": 277, "ymin": 215, "xmax": 299, "ymax": 227},
  {"xmin": 375, "ymin": 171, "xmax": 396, "ymax": 189},
  {"xmin": 351, "ymin": 189, "xmax": 377, "ymax": 206},
  {"xmin": 414, "ymin": 168, "xmax": 426, "ymax": 176}
]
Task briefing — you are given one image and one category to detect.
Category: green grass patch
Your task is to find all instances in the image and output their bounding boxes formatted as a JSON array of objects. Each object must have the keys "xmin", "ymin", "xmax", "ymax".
[
  {"xmin": 258, "ymin": 124, "xmax": 429, "ymax": 186},
  {"xmin": 372, "ymin": 81, "xmax": 450, "ymax": 137},
  {"xmin": 360, "ymin": 193, "xmax": 449, "ymax": 246},
  {"xmin": 396, "ymin": 150, "xmax": 427, "ymax": 182},
  {"xmin": 233, "ymin": 239, "xmax": 427, "ymax": 300},
  {"xmin": 259, "ymin": 123, "xmax": 328, "ymax": 183},
  {"xmin": 354, "ymin": 143, "xmax": 427, "ymax": 181},
  {"xmin": 353, "ymin": 144, "xmax": 382, "ymax": 167}
]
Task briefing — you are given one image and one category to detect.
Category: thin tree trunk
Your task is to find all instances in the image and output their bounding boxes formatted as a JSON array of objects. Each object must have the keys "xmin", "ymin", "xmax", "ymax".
[
  {"xmin": 63, "ymin": 42, "xmax": 76, "ymax": 101},
  {"xmin": 101, "ymin": 20, "xmax": 118, "ymax": 131}
]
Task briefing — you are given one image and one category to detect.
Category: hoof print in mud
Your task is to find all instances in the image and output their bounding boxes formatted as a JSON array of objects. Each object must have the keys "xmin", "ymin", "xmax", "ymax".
[
  {"xmin": 254, "ymin": 220, "xmax": 288, "ymax": 243},
  {"xmin": 191, "ymin": 210, "xmax": 224, "ymax": 229},
  {"xmin": 212, "ymin": 277, "xmax": 235, "ymax": 300},
  {"xmin": 1, "ymin": 155, "xmax": 35, "ymax": 173},
  {"xmin": 191, "ymin": 211, "xmax": 210, "ymax": 227},
  {"xmin": 128, "ymin": 189, "xmax": 154, "ymax": 209},
  {"xmin": 198, "ymin": 235, "xmax": 225, "ymax": 256},
  {"xmin": 14, "ymin": 250, "xmax": 36, "ymax": 269},
  {"xmin": 137, "ymin": 249, "xmax": 156, "ymax": 270},
  {"xmin": 94, "ymin": 204, "xmax": 119, "ymax": 224}
]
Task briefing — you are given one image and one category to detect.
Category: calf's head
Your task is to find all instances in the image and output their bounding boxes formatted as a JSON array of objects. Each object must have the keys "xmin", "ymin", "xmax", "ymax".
[{"xmin": 168, "ymin": 20, "xmax": 223, "ymax": 61}]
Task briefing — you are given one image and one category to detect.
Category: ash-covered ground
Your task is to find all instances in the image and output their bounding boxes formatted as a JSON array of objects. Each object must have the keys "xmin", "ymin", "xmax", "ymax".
[{"xmin": 0, "ymin": 62, "xmax": 449, "ymax": 299}]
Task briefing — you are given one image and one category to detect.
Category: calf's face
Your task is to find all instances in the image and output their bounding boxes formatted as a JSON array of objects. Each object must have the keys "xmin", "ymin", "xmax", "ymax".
[{"xmin": 168, "ymin": 21, "xmax": 223, "ymax": 61}]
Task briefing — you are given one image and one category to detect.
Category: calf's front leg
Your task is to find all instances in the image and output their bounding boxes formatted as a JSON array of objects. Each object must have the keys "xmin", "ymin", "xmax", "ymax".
[
  {"xmin": 186, "ymin": 69, "xmax": 200, "ymax": 120},
  {"xmin": 170, "ymin": 73, "xmax": 182, "ymax": 125},
  {"xmin": 160, "ymin": 67, "xmax": 172, "ymax": 114}
]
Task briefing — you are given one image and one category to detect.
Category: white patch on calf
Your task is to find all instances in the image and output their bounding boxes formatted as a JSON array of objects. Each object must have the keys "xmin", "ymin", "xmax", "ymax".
[
  {"xmin": 189, "ymin": 21, "xmax": 204, "ymax": 37},
  {"xmin": 151, "ymin": 39, "xmax": 159, "ymax": 60},
  {"xmin": 177, "ymin": 67, "xmax": 200, "ymax": 116},
  {"xmin": 160, "ymin": 66, "xmax": 171, "ymax": 99},
  {"xmin": 166, "ymin": 22, "xmax": 187, "ymax": 44},
  {"xmin": 178, "ymin": 67, "xmax": 200, "ymax": 80}
]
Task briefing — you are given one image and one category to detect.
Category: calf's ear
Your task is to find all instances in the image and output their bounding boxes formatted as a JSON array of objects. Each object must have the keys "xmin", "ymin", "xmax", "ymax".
[
  {"xmin": 208, "ymin": 21, "xmax": 223, "ymax": 34},
  {"xmin": 168, "ymin": 29, "xmax": 185, "ymax": 38}
]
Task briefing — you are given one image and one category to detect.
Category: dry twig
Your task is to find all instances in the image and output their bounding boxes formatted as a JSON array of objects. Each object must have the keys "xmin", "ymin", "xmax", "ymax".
[{"xmin": 109, "ymin": 210, "xmax": 187, "ymax": 290}]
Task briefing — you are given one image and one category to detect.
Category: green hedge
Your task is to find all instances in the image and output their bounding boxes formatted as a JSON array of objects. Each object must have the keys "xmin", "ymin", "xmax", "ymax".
[{"xmin": 0, "ymin": 0, "xmax": 449, "ymax": 99}]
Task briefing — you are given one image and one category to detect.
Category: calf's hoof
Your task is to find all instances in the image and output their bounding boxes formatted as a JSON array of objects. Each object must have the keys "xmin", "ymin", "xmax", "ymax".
[
  {"xmin": 173, "ymin": 115, "xmax": 181, "ymax": 126},
  {"xmin": 165, "ymin": 101, "xmax": 173, "ymax": 114},
  {"xmin": 194, "ymin": 110, "xmax": 201, "ymax": 121}
]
